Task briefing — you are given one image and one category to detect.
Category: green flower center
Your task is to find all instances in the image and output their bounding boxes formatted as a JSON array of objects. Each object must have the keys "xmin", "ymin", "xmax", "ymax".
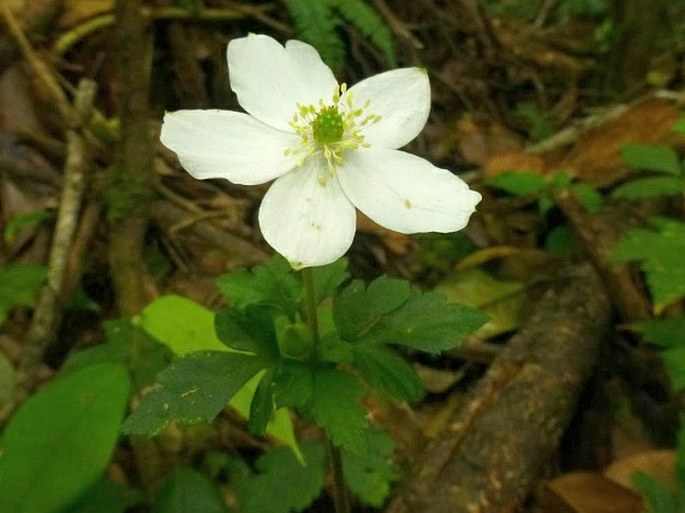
[
  {"xmin": 312, "ymin": 106, "xmax": 344, "ymax": 145},
  {"xmin": 285, "ymin": 83, "xmax": 381, "ymax": 184}
]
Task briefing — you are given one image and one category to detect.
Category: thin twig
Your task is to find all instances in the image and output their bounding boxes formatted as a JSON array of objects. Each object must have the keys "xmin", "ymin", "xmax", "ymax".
[
  {"xmin": 8, "ymin": 79, "xmax": 96, "ymax": 416},
  {"xmin": 0, "ymin": 0, "xmax": 75, "ymax": 124}
]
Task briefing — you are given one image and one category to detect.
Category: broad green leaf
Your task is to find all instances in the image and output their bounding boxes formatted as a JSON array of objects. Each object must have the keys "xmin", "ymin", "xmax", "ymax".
[
  {"xmin": 436, "ymin": 268, "xmax": 522, "ymax": 338},
  {"xmin": 139, "ymin": 295, "xmax": 229, "ymax": 355},
  {"xmin": 352, "ymin": 345, "xmax": 423, "ymax": 402},
  {"xmin": 342, "ymin": 430, "xmax": 396, "ymax": 507},
  {"xmin": 138, "ymin": 297, "xmax": 297, "ymax": 452},
  {"xmin": 630, "ymin": 318, "xmax": 685, "ymax": 348},
  {"xmin": 333, "ymin": 277, "xmax": 411, "ymax": 342},
  {"xmin": 215, "ymin": 306, "xmax": 279, "ymax": 357},
  {"xmin": 216, "ymin": 256, "xmax": 301, "ymax": 317},
  {"xmin": 0, "ymin": 364, "xmax": 131, "ymax": 513},
  {"xmin": 632, "ymin": 471, "xmax": 677, "ymax": 513},
  {"xmin": 612, "ymin": 176, "xmax": 685, "ymax": 199},
  {"xmin": 612, "ymin": 218, "xmax": 685, "ymax": 311},
  {"xmin": 311, "ymin": 257, "xmax": 349, "ymax": 302},
  {"xmin": 65, "ymin": 478, "xmax": 142, "ymax": 513},
  {"xmin": 487, "ymin": 171, "xmax": 547, "ymax": 196},
  {"xmin": 152, "ymin": 468, "xmax": 229, "ymax": 513},
  {"xmin": 309, "ymin": 367, "xmax": 368, "ymax": 454},
  {"xmin": 272, "ymin": 359, "xmax": 313, "ymax": 410},
  {"xmin": 122, "ymin": 351, "xmax": 268, "ymax": 436},
  {"xmin": 571, "ymin": 182, "xmax": 603, "ymax": 212},
  {"xmin": 621, "ymin": 143, "xmax": 681, "ymax": 175},
  {"xmin": 0, "ymin": 264, "xmax": 47, "ymax": 326},
  {"xmin": 229, "ymin": 442, "xmax": 325, "ymax": 513},
  {"xmin": 358, "ymin": 292, "xmax": 488, "ymax": 353}
]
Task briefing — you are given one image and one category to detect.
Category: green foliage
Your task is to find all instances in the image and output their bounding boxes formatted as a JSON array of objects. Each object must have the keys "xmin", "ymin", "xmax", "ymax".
[
  {"xmin": 153, "ymin": 468, "xmax": 229, "ymax": 513},
  {"xmin": 216, "ymin": 255, "xmax": 301, "ymax": 318},
  {"xmin": 334, "ymin": 276, "xmax": 488, "ymax": 353},
  {"xmin": 515, "ymin": 102, "xmax": 553, "ymax": 141},
  {"xmin": 621, "ymin": 144, "xmax": 681, "ymax": 175},
  {"xmin": 487, "ymin": 170, "xmax": 602, "ymax": 215},
  {"xmin": 630, "ymin": 318, "xmax": 685, "ymax": 389},
  {"xmin": 122, "ymin": 351, "xmax": 269, "ymax": 436},
  {"xmin": 342, "ymin": 430, "xmax": 397, "ymax": 507},
  {"xmin": 65, "ymin": 479, "xmax": 142, "ymax": 513},
  {"xmin": 3, "ymin": 209, "xmax": 53, "ymax": 244},
  {"xmin": 282, "ymin": 0, "xmax": 396, "ymax": 72},
  {"xmin": 613, "ymin": 143, "xmax": 685, "ymax": 199},
  {"xmin": 612, "ymin": 218, "xmax": 685, "ymax": 312},
  {"xmin": 62, "ymin": 318, "xmax": 171, "ymax": 389},
  {"xmin": 310, "ymin": 367, "xmax": 369, "ymax": 453},
  {"xmin": 0, "ymin": 264, "xmax": 47, "ymax": 327},
  {"xmin": 631, "ymin": 424, "xmax": 685, "ymax": 513},
  {"xmin": 125, "ymin": 256, "xmax": 486, "ymax": 508},
  {"xmin": 0, "ymin": 364, "xmax": 131, "ymax": 513},
  {"xmin": 228, "ymin": 442, "xmax": 326, "ymax": 513}
]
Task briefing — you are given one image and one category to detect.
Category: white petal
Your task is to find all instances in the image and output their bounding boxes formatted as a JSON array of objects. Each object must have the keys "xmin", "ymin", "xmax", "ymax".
[
  {"xmin": 258, "ymin": 157, "xmax": 356, "ymax": 269},
  {"xmin": 160, "ymin": 110, "xmax": 299, "ymax": 185},
  {"xmin": 337, "ymin": 148, "xmax": 481, "ymax": 233},
  {"xmin": 228, "ymin": 34, "xmax": 338, "ymax": 131},
  {"xmin": 347, "ymin": 68, "xmax": 430, "ymax": 149}
]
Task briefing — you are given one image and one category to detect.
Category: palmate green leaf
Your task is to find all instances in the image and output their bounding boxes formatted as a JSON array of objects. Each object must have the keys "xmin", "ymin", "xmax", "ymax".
[
  {"xmin": 0, "ymin": 364, "xmax": 131, "ymax": 513},
  {"xmin": 0, "ymin": 264, "xmax": 47, "ymax": 326},
  {"xmin": 216, "ymin": 255, "xmax": 301, "ymax": 317},
  {"xmin": 310, "ymin": 367, "xmax": 368, "ymax": 453},
  {"xmin": 486, "ymin": 171, "xmax": 548, "ymax": 196},
  {"xmin": 612, "ymin": 218, "xmax": 685, "ymax": 311},
  {"xmin": 333, "ymin": 277, "xmax": 411, "ymax": 341},
  {"xmin": 360, "ymin": 291, "xmax": 488, "ymax": 353},
  {"xmin": 342, "ymin": 430, "xmax": 396, "ymax": 507},
  {"xmin": 621, "ymin": 143, "xmax": 682, "ymax": 175},
  {"xmin": 272, "ymin": 359, "xmax": 313, "ymax": 410},
  {"xmin": 152, "ymin": 468, "xmax": 228, "ymax": 513},
  {"xmin": 352, "ymin": 345, "xmax": 423, "ymax": 402},
  {"xmin": 122, "ymin": 351, "xmax": 268, "ymax": 436},
  {"xmin": 630, "ymin": 318, "xmax": 685, "ymax": 348},
  {"xmin": 229, "ymin": 442, "xmax": 325, "ymax": 513},
  {"xmin": 215, "ymin": 306, "xmax": 280, "ymax": 358},
  {"xmin": 612, "ymin": 176, "xmax": 685, "ymax": 199}
]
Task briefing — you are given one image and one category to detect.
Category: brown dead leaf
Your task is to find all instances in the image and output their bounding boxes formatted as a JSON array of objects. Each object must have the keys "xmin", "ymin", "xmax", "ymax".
[
  {"xmin": 604, "ymin": 449, "xmax": 676, "ymax": 492},
  {"xmin": 555, "ymin": 99, "xmax": 682, "ymax": 187},
  {"xmin": 539, "ymin": 472, "xmax": 642, "ymax": 513},
  {"xmin": 483, "ymin": 98, "xmax": 685, "ymax": 187},
  {"xmin": 356, "ymin": 211, "xmax": 412, "ymax": 256},
  {"xmin": 58, "ymin": 0, "xmax": 113, "ymax": 27}
]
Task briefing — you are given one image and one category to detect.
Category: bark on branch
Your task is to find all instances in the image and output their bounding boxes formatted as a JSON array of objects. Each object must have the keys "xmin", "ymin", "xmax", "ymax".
[{"xmin": 386, "ymin": 263, "xmax": 612, "ymax": 513}]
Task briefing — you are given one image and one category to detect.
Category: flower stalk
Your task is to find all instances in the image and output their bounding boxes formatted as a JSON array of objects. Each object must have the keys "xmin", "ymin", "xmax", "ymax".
[{"xmin": 301, "ymin": 267, "xmax": 350, "ymax": 513}]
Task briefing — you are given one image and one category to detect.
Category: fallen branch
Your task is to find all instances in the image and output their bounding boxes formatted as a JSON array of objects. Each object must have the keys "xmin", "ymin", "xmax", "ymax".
[{"xmin": 386, "ymin": 263, "xmax": 611, "ymax": 513}]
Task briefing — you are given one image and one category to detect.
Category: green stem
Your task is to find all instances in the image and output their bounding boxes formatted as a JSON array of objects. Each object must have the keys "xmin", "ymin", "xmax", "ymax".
[{"xmin": 300, "ymin": 267, "xmax": 350, "ymax": 513}]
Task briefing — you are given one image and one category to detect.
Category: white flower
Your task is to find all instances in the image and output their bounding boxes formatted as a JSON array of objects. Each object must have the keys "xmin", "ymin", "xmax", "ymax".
[{"xmin": 160, "ymin": 34, "xmax": 481, "ymax": 269}]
